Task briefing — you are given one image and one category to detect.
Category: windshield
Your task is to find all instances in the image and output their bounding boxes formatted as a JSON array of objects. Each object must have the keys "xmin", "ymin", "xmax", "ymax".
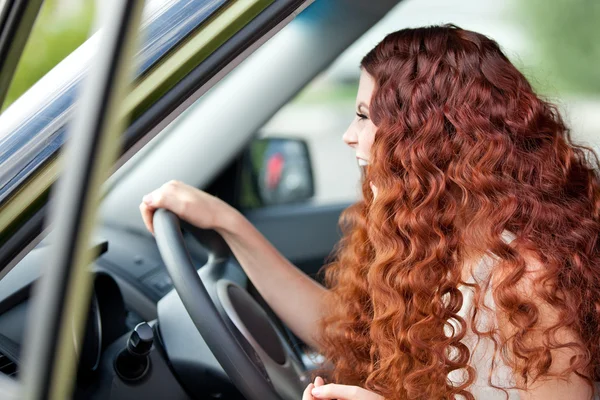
[{"xmin": 0, "ymin": 0, "xmax": 229, "ymax": 204}]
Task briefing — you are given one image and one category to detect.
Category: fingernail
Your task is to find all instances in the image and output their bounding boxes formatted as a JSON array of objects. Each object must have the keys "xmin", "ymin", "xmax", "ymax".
[
  {"xmin": 143, "ymin": 194, "xmax": 153, "ymax": 205},
  {"xmin": 311, "ymin": 388, "xmax": 321, "ymax": 396}
]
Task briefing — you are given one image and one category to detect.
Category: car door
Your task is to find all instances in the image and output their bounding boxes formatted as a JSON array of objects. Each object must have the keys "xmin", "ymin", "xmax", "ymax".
[{"xmin": 244, "ymin": 190, "xmax": 354, "ymax": 280}]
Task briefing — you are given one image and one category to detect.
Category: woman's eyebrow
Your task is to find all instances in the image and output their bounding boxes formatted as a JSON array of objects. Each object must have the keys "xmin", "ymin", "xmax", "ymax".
[{"xmin": 357, "ymin": 102, "xmax": 369, "ymax": 113}]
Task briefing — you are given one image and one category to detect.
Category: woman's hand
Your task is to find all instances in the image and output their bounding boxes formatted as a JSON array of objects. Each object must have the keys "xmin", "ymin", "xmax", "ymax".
[
  {"xmin": 139, "ymin": 180, "xmax": 234, "ymax": 234},
  {"xmin": 302, "ymin": 376, "xmax": 325, "ymax": 400},
  {"xmin": 302, "ymin": 377, "xmax": 383, "ymax": 400}
]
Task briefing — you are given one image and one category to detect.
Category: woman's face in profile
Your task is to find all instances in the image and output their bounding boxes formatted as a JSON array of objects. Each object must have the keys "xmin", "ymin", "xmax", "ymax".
[{"xmin": 343, "ymin": 70, "xmax": 378, "ymax": 197}]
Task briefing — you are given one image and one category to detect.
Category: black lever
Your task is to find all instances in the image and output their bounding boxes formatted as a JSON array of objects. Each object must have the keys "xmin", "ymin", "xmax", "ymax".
[{"xmin": 114, "ymin": 322, "xmax": 153, "ymax": 382}]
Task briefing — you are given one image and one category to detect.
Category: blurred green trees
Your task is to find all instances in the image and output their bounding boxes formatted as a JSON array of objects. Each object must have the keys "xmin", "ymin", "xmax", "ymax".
[
  {"xmin": 521, "ymin": 0, "xmax": 600, "ymax": 95},
  {"xmin": 1, "ymin": 0, "xmax": 95, "ymax": 111}
]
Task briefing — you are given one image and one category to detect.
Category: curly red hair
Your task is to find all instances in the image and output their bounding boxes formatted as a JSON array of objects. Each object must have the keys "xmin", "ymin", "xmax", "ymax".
[{"xmin": 318, "ymin": 25, "xmax": 600, "ymax": 399}]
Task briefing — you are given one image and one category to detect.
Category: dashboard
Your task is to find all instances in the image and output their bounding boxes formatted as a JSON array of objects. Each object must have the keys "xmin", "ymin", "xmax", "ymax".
[
  {"xmin": 0, "ymin": 225, "xmax": 250, "ymax": 399},
  {"xmin": 0, "ymin": 241, "xmax": 129, "ymax": 390},
  {"xmin": 0, "ymin": 241, "xmax": 122, "ymax": 348}
]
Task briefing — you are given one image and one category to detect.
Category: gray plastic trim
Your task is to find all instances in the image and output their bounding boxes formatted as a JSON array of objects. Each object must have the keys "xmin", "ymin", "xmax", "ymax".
[
  {"xmin": 217, "ymin": 280, "xmax": 307, "ymax": 400},
  {"xmin": 153, "ymin": 209, "xmax": 280, "ymax": 400}
]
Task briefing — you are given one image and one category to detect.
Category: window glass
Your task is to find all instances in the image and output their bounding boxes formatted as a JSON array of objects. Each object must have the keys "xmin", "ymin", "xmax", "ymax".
[
  {"xmin": 0, "ymin": 0, "xmax": 237, "ymax": 205},
  {"xmin": 1, "ymin": 0, "xmax": 96, "ymax": 112}
]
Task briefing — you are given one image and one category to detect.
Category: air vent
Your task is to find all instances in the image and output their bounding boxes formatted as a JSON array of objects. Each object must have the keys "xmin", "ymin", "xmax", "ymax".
[{"xmin": 0, "ymin": 352, "xmax": 17, "ymax": 378}]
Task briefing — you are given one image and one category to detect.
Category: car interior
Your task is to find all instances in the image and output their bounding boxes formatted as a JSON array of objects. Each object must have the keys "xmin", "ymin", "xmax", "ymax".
[{"xmin": 0, "ymin": 1, "xmax": 403, "ymax": 399}]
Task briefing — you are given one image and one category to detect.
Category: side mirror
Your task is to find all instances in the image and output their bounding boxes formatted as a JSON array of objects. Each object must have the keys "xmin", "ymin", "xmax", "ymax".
[{"xmin": 239, "ymin": 137, "xmax": 314, "ymax": 208}]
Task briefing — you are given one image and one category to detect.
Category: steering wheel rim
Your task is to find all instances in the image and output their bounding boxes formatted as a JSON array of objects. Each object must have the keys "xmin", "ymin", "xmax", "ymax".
[{"xmin": 153, "ymin": 208, "xmax": 286, "ymax": 400}]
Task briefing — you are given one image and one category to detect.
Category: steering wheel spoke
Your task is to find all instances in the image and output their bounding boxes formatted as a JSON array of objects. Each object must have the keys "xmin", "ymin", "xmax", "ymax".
[{"xmin": 153, "ymin": 209, "xmax": 306, "ymax": 400}]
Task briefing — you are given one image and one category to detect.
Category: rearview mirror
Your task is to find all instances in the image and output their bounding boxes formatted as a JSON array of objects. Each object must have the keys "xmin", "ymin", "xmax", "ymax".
[{"xmin": 239, "ymin": 137, "xmax": 314, "ymax": 209}]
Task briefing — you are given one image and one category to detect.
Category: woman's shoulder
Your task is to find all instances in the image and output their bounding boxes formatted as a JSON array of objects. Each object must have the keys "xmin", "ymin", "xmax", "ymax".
[{"xmin": 462, "ymin": 230, "xmax": 518, "ymax": 284}]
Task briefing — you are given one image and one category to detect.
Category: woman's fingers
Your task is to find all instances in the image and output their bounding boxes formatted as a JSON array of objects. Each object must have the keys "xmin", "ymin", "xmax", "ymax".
[
  {"xmin": 140, "ymin": 180, "xmax": 186, "ymax": 235},
  {"xmin": 140, "ymin": 180, "xmax": 227, "ymax": 233},
  {"xmin": 311, "ymin": 383, "xmax": 356, "ymax": 400},
  {"xmin": 139, "ymin": 201, "xmax": 156, "ymax": 235},
  {"xmin": 145, "ymin": 181, "xmax": 181, "ymax": 212},
  {"xmin": 311, "ymin": 383, "xmax": 383, "ymax": 400},
  {"xmin": 302, "ymin": 383, "xmax": 315, "ymax": 400},
  {"xmin": 300, "ymin": 377, "xmax": 324, "ymax": 400}
]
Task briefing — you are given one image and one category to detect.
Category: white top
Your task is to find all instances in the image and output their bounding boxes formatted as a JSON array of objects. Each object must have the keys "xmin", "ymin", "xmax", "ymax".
[
  {"xmin": 447, "ymin": 231, "xmax": 599, "ymax": 399},
  {"xmin": 447, "ymin": 231, "xmax": 520, "ymax": 399}
]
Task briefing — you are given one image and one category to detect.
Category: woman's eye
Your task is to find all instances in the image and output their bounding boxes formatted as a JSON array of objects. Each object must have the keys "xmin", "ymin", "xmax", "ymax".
[{"xmin": 356, "ymin": 112, "xmax": 368, "ymax": 121}]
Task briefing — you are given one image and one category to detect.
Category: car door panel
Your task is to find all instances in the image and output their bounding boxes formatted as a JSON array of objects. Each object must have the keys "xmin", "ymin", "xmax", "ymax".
[{"xmin": 245, "ymin": 201, "xmax": 351, "ymax": 279}]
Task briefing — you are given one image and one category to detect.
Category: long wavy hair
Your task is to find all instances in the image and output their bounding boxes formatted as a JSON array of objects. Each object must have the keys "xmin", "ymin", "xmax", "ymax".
[{"xmin": 318, "ymin": 25, "xmax": 600, "ymax": 399}]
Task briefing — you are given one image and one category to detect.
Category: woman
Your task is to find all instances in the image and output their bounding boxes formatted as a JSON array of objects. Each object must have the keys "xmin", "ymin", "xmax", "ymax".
[{"xmin": 140, "ymin": 25, "xmax": 600, "ymax": 399}]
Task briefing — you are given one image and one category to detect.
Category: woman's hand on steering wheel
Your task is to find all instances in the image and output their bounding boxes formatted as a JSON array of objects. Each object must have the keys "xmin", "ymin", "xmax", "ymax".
[{"xmin": 140, "ymin": 180, "xmax": 232, "ymax": 235}]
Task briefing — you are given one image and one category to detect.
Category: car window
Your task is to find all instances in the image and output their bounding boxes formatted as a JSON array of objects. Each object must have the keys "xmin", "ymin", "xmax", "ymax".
[
  {"xmin": 252, "ymin": 0, "xmax": 600, "ymax": 208},
  {"xmin": 0, "ymin": 0, "xmax": 232, "ymax": 201},
  {"xmin": 1, "ymin": 0, "xmax": 231, "ymax": 112},
  {"xmin": 1, "ymin": 0, "xmax": 96, "ymax": 112},
  {"xmin": 0, "ymin": 0, "xmax": 273, "ymax": 246}
]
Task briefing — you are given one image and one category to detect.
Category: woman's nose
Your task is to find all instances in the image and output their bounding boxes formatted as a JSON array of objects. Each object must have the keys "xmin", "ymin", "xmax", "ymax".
[{"xmin": 343, "ymin": 127, "xmax": 357, "ymax": 148}]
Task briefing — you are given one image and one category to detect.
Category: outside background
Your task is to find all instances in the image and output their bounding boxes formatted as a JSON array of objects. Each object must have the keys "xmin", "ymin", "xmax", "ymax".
[
  {"xmin": 264, "ymin": 0, "xmax": 600, "ymax": 204},
  {"xmin": 4, "ymin": 0, "xmax": 600, "ymax": 205}
]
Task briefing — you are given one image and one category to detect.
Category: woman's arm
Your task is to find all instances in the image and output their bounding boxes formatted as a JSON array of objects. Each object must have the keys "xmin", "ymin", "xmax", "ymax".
[
  {"xmin": 140, "ymin": 180, "xmax": 329, "ymax": 350},
  {"xmin": 216, "ymin": 208, "xmax": 329, "ymax": 350}
]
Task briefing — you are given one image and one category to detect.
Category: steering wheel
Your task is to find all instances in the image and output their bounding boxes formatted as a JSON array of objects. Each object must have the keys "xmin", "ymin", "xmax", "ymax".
[{"xmin": 153, "ymin": 209, "xmax": 307, "ymax": 400}]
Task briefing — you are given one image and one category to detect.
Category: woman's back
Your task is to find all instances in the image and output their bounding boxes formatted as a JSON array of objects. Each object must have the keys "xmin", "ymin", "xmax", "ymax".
[
  {"xmin": 452, "ymin": 231, "xmax": 600, "ymax": 398},
  {"xmin": 449, "ymin": 231, "xmax": 521, "ymax": 399}
]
